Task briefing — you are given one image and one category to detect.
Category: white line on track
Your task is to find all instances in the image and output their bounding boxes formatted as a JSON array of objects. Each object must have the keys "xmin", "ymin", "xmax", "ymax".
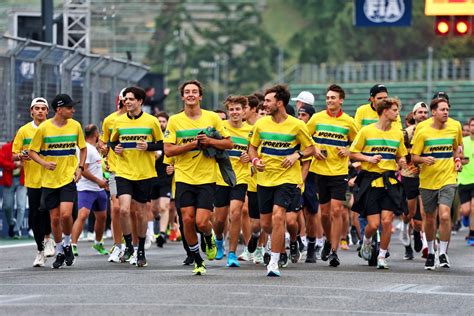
[{"xmin": 0, "ymin": 242, "xmax": 36, "ymax": 249}]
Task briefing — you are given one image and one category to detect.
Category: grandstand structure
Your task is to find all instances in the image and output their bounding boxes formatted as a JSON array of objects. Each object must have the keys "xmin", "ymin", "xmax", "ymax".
[{"xmin": 288, "ymin": 59, "xmax": 474, "ymax": 124}]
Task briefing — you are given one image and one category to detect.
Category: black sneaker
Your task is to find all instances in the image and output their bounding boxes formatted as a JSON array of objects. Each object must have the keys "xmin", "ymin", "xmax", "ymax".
[
  {"xmin": 156, "ymin": 234, "xmax": 166, "ymax": 248},
  {"xmin": 182, "ymin": 255, "xmax": 194, "ymax": 265},
  {"xmin": 278, "ymin": 252, "xmax": 289, "ymax": 268},
  {"xmin": 63, "ymin": 245, "xmax": 75, "ymax": 266},
  {"xmin": 452, "ymin": 220, "xmax": 461, "ymax": 232},
  {"xmin": 404, "ymin": 245, "xmax": 414, "ymax": 260},
  {"xmin": 8, "ymin": 225, "xmax": 15, "ymax": 238},
  {"xmin": 321, "ymin": 240, "xmax": 331, "ymax": 261},
  {"xmin": 439, "ymin": 254, "xmax": 450, "ymax": 268},
  {"xmin": 350, "ymin": 226, "xmax": 359, "ymax": 245},
  {"xmin": 328, "ymin": 252, "xmax": 340, "ymax": 267},
  {"xmin": 137, "ymin": 251, "xmax": 148, "ymax": 267},
  {"xmin": 51, "ymin": 253, "xmax": 66, "ymax": 269},
  {"xmin": 289, "ymin": 241, "xmax": 301, "ymax": 263},
  {"xmin": 305, "ymin": 244, "xmax": 316, "ymax": 263},
  {"xmin": 263, "ymin": 251, "xmax": 271, "ymax": 266},
  {"xmin": 424, "ymin": 253, "xmax": 435, "ymax": 270},
  {"xmin": 413, "ymin": 230, "xmax": 422, "ymax": 252},
  {"xmin": 120, "ymin": 246, "xmax": 134, "ymax": 263},
  {"xmin": 247, "ymin": 234, "xmax": 259, "ymax": 253}
]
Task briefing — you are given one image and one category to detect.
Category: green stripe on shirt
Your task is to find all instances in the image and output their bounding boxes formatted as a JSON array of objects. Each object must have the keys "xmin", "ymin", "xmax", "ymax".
[{"xmin": 259, "ymin": 132, "xmax": 295, "ymax": 142}]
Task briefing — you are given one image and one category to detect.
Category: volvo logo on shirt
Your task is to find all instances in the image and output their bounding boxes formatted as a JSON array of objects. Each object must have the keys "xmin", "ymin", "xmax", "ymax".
[{"xmin": 354, "ymin": 0, "xmax": 411, "ymax": 26}]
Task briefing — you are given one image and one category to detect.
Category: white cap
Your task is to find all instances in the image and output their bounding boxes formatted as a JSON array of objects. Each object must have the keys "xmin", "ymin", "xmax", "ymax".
[
  {"xmin": 412, "ymin": 101, "xmax": 428, "ymax": 114},
  {"xmin": 30, "ymin": 97, "xmax": 49, "ymax": 109},
  {"xmin": 119, "ymin": 88, "xmax": 127, "ymax": 100},
  {"xmin": 291, "ymin": 91, "xmax": 314, "ymax": 106}
]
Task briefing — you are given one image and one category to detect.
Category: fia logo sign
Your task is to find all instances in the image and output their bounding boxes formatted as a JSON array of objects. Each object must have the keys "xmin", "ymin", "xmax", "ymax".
[{"xmin": 363, "ymin": 0, "xmax": 405, "ymax": 23}]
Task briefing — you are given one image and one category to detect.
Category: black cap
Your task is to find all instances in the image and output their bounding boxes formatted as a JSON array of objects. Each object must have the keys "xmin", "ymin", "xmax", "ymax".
[
  {"xmin": 285, "ymin": 104, "xmax": 295, "ymax": 116},
  {"xmin": 369, "ymin": 84, "xmax": 388, "ymax": 97},
  {"xmin": 432, "ymin": 91, "xmax": 449, "ymax": 101},
  {"xmin": 51, "ymin": 94, "xmax": 79, "ymax": 111},
  {"xmin": 298, "ymin": 104, "xmax": 315, "ymax": 117}
]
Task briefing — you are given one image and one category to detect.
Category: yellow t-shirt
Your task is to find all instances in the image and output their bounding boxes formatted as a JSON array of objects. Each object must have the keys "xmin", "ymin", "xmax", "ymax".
[
  {"xmin": 250, "ymin": 115, "xmax": 314, "ymax": 187},
  {"xmin": 110, "ymin": 112, "xmax": 163, "ymax": 181},
  {"xmin": 29, "ymin": 119, "xmax": 86, "ymax": 189},
  {"xmin": 415, "ymin": 117, "xmax": 463, "ymax": 147},
  {"xmin": 306, "ymin": 110, "xmax": 358, "ymax": 176},
  {"xmin": 101, "ymin": 111, "xmax": 125, "ymax": 173},
  {"xmin": 350, "ymin": 123, "xmax": 407, "ymax": 187},
  {"xmin": 163, "ymin": 109, "xmax": 230, "ymax": 185},
  {"xmin": 411, "ymin": 123, "xmax": 460, "ymax": 190},
  {"xmin": 216, "ymin": 121, "xmax": 252, "ymax": 186},
  {"xmin": 12, "ymin": 121, "xmax": 43, "ymax": 188},
  {"xmin": 354, "ymin": 103, "xmax": 402, "ymax": 131}
]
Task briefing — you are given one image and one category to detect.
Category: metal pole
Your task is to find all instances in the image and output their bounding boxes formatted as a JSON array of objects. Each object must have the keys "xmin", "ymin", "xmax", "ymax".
[
  {"xmin": 213, "ymin": 55, "xmax": 219, "ymax": 110},
  {"xmin": 41, "ymin": 0, "xmax": 54, "ymax": 43},
  {"xmin": 277, "ymin": 47, "xmax": 284, "ymax": 82},
  {"xmin": 427, "ymin": 46, "xmax": 433, "ymax": 103}
]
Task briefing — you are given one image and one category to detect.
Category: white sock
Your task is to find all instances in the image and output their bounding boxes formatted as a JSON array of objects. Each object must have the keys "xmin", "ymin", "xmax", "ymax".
[
  {"xmin": 427, "ymin": 240, "xmax": 435, "ymax": 254},
  {"xmin": 63, "ymin": 235, "xmax": 71, "ymax": 246},
  {"xmin": 316, "ymin": 238, "xmax": 324, "ymax": 247},
  {"xmin": 147, "ymin": 221, "xmax": 154, "ymax": 233},
  {"xmin": 378, "ymin": 248, "xmax": 387, "ymax": 259},
  {"xmin": 269, "ymin": 252, "xmax": 280, "ymax": 266},
  {"xmin": 363, "ymin": 235, "xmax": 372, "ymax": 245},
  {"xmin": 56, "ymin": 243, "xmax": 63, "ymax": 254},
  {"xmin": 402, "ymin": 222, "xmax": 409, "ymax": 233},
  {"xmin": 422, "ymin": 232, "xmax": 428, "ymax": 248},
  {"xmin": 301, "ymin": 235, "xmax": 307, "ymax": 247},
  {"xmin": 439, "ymin": 241, "xmax": 448, "ymax": 255}
]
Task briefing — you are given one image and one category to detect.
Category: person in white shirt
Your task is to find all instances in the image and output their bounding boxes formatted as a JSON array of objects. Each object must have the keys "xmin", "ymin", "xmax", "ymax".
[{"xmin": 71, "ymin": 124, "xmax": 109, "ymax": 256}]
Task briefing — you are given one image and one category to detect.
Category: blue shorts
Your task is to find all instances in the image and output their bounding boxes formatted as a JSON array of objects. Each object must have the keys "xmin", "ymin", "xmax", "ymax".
[{"xmin": 77, "ymin": 190, "xmax": 108, "ymax": 212}]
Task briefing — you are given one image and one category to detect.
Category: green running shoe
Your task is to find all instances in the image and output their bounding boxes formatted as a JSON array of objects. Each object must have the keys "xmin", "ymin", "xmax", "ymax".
[
  {"xmin": 92, "ymin": 242, "xmax": 109, "ymax": 255},
  {"xmin": 72, "ymin": 244, "xmax": 79, "ymax": 257}
]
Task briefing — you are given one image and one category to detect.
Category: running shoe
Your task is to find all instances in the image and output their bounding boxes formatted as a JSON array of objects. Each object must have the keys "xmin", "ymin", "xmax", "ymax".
[
  {"xmin": 205, "ymin": 233, "xmax": 217, "ymax": 260},
  {"xmin": 462, "ymin": 215, "xmax": 470, "ymax": 228},
  {"xmin": 438, "ymin": 254, "xmax": 450, "ymax": 268},
  {"xmin": 63, "ymin": 245, "xmax": 75, "ymax": 266},
  {"xmin": 156, "ymin": 233, "xmax": 166, "ymax": 248},
  {"xmin": 86, "ymin": 232, "xmax": 95, "ymax": 242},
  {"xmin": 413, "ymin": 230, "xmax": 422, "ymax": 252},
  {"xmin": 238, "ymin": 247, "xmax": 253, "ymax": 261},
  {"xmin": 263, "ymin": 251, "xmax": 271, "ymax": 266},
  {"xmin": 328, "ymin": 252, "xmax": 340, "ymax": 267},
  {"xmin": 297, "ymin": 236, "xmax": 305, "ymax": 253},
  {"xmin": 226, "ymin": 252, "xmax": 240, "ymax": 267},
  {"xmin": 314, "ymin": 245, "xmax": 322, "ymax": 260},
  {"xmin": 266, "ymin": 262, "xmax": 280, "ymax": 277},
  {"xmin": 137, "ymin": 251, "xmax": 148, "ymax": 267},
  {"xmin": 43, "ymin": 239, "xmax": 56, "ymax": 257},
  {"xmin": 467, "ymin": 237, "xmax": 474, "ymax": 246},
  {"xmin": 305, "ymin": 245, "xmax": 317, "ymax": 263},
  {"xmin": 289, "ymin": 241, "xmax": 301, "ymax": 263},
  {"xmin": 33, "ymin": 251, "xmax": 46, "ymax": 267},
  {"xmin": 129, "ymin": 250, "xmax": 138, "ymax": 265},
  {"xmin": 399, "ymin": 223, "xmax": 411, "ymax": 246},
  {"xmin": 253, "ymin": 247, "xmax": 264, "ymax": 264},
  {"xmin": 247, "ymin": 234, "xmax": 259, "ymax": 253},
  {"xmin": 72, "ymin": 244, "xmax": 79, "ymax": 256},
  {"xmin": 377, "ymin": 257, "xmax": 389, "ymax": 269},
  {"xmin": 360, "ymin": 242, "xmax": 372, "ymax": 261},
  {"xmin": 279, "ymin": 252, "xmax": 289, "ymax": 268},
  {"xmin": 182, "ymin": 255, "xmax": 194, "ymax": 265},
  {"xmin": 350, "ymin": 226, "xmax": 359, "ymax": 246},
  {"xmin": 120, "ymin": 246, "xmax": 135, "ymax": 263},
  {"xmin": 215, "ymin": 237, "xmax": 225, "ymax": 260},
  {"xmin": 404, "ymin": 245, "xmax": 414, "ymax": 260},
  {"xmin": 321, "ymin": 240, "xmax": 331, "ymax": 261},
  {"xmin": 422, "ymin": 247, "xmax": 428, "ymax": 259},
  {"xmin": 92, "ymin": 242, "xmax": 109, "ymax": 255},
  {"xmin": 340, "ymin": 239, "xmax": 349, "ymax": 250},
  {"xmin": 193, "ymin": 262, "xmax": 206, "ymax": 275},
  {"xmin": 424, "ymin": 253, "xmax": 436, "ymax": 270},
  {"xmin": 108, "ymin": 245, "xmax": 122, "ymax": 263},
  {"xmin": 51, "ymin": 253, "xmax": 66, "ymax": 269}
]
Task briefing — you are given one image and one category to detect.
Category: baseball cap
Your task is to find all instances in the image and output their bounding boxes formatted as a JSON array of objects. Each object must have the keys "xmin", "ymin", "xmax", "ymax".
[
  {"xmin": 412, "ymin": 101, "xmax": 428, "ymax": 114},
  {"xmin": 119, "ymin": 87, "xmax": 127, "ymax": 100},
  {"xmin": 369, "ymin": 84, "xmax": 388, "ymax": 97},
  {"xmin": 432, "ymin": 91, "xmax": 449, "ymax": 101},
  {"xmin": 51, "ymin": 94, "xmax": 79, "ymax": 111},
  {"xmin": 30, "ymin": 97, "xmax": 49, "ymax": 109},
  {"xmin": 291, "ymin": 91, "xmax": 314, "ymax": 106},
  {"xmin": 298, "ymin": 104, "xmax": 315, "ymax": 117}
]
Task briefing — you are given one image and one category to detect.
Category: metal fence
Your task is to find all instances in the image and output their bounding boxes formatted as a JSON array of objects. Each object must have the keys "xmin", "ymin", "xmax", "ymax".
[{"xmin": 0, "ymin": 35, "xmax": 149, "ymax": 143}]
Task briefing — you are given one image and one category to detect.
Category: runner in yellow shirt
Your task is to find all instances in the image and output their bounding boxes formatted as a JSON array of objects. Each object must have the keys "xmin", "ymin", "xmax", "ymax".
[
  {"xmin": 164, "ymin": 80, "xmax": 233, "ymax": 276},
  {"xmin": 29, "ymin": 94, "xmax": 86, "ymax": 269}
]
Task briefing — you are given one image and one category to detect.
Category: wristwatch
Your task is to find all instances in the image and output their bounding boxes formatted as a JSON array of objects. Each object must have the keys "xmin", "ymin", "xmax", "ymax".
[
  {"xmin": 297, "ymin": 151, "xmax": 304, "ymax": 160},
  {"xmin": 78, "ymin": 165, "xmax": 84, "ymax": 171}
]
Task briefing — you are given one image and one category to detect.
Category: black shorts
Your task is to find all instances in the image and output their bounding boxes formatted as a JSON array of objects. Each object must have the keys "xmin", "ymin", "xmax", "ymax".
[
  {"xmin": 315, "ymin": 174, "xmax": 348, "ymax": 204},
  {"xmin": 402, "ymin": 176, "xmax": 420, "ymax": 200},
  {"xmin": 42, "ymin": 181, "xmax": 77, "ymax": 210},
  {"xmin": 214, "ymin": 184, "xmax": 248, "ymax": 207},
  {"xmin": 116, "ymin": 177, "xmax": 154, "ymax": 204},
  {"xmin": 362, "ymin": 187, "xmax": 398, "ymax": 216},
  {"xmin": 247, "ymin": 191, "xmax": 260, "ymax": 219},
  {"xmin": 175, "ymin": 182, "xmax": 216, "ymax": 210},
  {"xmin": 289, "ymin": 187, "xmax": 303, "ymax": 213},
  {"xmin": 302, "ymin": 172, "xmax": 319, "ymax": 214},
  {"xmin": 257, "ymin": 183, "xmax": 298, "ymax": 214},
  {"xmin": 458, "ymin": 183, "xmax": 474, "ymax": 204},
  {"xmin": 150, "ymin": 177, "xmax": 172, "ymax": 200}
]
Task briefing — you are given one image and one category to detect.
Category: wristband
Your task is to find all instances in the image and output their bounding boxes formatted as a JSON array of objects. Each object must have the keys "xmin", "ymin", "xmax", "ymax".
[{"xmin": 251, "ymin": 157, "xmax": 260, "ymax": 166}]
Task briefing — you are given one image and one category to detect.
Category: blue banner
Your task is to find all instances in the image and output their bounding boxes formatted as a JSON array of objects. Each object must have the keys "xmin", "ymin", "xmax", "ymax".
[{"xmin": 354, "ymin": 0, "xmax": 412, "ymax": 27}]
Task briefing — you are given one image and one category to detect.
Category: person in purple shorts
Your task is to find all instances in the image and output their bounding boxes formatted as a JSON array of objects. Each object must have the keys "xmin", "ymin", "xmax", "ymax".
[{"xmin": 71, "ymin": 124, "xmax": 109, "ymax": 256}]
